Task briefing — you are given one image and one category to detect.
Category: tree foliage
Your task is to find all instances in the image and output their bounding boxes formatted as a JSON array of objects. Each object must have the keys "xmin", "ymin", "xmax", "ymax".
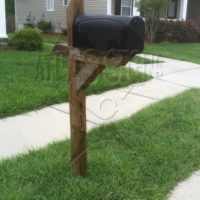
[
  {"xmin": 136, "ymin": 0, "xmax": 168, "ymax": 17},
  {"xmin": 136, "ymin": 0, "xmax": 169, "ymax": 43}
]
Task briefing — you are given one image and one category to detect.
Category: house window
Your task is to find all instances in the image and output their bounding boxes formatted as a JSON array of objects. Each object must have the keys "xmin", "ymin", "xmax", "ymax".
[
  {"xmin": 46, "ymin": 0, "xmax": 54, "ymax": 11},
  {"xmin": 167, "ymin": 0, "xmax": 178, "ymax": 18},
  {"xmin": 121, "ymin": 0, "xmax": 133, "ymax": 16},
  {"xmin": 63, "ymin": 0, "xmax": 67, "ymax": 6}
]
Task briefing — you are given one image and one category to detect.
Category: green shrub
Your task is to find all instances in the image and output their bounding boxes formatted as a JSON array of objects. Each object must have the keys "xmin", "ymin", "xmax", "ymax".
[
  {"xmin": 62, "ymin": 29, "xmax": 67, "ymax": 35},
  {"xmin": 9, "ymin": 28, "xmax": 43, "ymax": 51},
  {"xmin": 37, "ymin": 20, "xmax": 52, "ymax": 33},
  {"xmin": 155, "ymin": 20, "xmax": 200, "ymax": 43}
]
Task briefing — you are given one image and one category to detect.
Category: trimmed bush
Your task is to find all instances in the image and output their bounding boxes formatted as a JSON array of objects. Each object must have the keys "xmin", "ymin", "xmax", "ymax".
[
  {"xmin": 155, "ymin": 20, "xmax": 200, "ymax": 43},
  {"xmin": 9, "ymin": 28, "xmax": 43, "ymax": 51},
  {"xmin": 62, "ymin": 29, "xmax": 67, "ymax": 35},
  {"xmin": 37, "ymin": 20, "xmax": 52, "ymax": 33}
]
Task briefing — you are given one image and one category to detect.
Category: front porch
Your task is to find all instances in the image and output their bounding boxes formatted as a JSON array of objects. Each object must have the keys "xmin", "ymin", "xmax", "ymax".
[
  {"xmin": 163, "ymin": 0, "xmax": 187, "ymax": 20},
  {"xmin": 187, "ymin": 0, "xmax": 200, "ymax": 20},
  {"xmin": 107, "ymin": 0, "xmax": 199, "ymax": 21},
  {"xmin": 107, "ymin": 0, "xmax": 140, "ymax": 16},
  {"xmin": 161, "ymin": 0, "xmax": 199, "ymax": 21}
]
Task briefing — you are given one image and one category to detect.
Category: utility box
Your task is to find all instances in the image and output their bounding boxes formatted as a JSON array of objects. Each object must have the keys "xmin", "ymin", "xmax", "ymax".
[{"xmin": 73, "ymin": 14, "xmax": 145, "ymax": 54}]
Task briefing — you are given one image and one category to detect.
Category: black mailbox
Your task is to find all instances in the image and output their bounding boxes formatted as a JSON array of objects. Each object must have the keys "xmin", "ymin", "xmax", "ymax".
[{"xmin": 73, "ymin": 14, "xmax": 145, "ymax": 54}]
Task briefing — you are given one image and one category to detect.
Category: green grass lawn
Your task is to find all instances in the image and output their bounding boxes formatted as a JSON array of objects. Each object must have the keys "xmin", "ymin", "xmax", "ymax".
[
  {"xmin": 0, "ymin": 45, "xmax": 150, "ymax": 118},
  {"xmin": 42, "ymin": 34, "xmax": 67, "ymax": 45},
  {"xmin": 132, "ymin": 56, "xmax": 162, "ymax": 64},
  {"xmin": 145, "ymin": 42, "xmax": 200, "ymax": 64},
  {"xmin": 1, "ymin": 89, "xmax": 200, "ymax": 199}
]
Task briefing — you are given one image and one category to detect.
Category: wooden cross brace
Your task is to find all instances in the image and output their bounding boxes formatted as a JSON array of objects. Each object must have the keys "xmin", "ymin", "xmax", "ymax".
[{"xmin": 67, "ymin": 0, "xmax": 131, "ymax": 176}]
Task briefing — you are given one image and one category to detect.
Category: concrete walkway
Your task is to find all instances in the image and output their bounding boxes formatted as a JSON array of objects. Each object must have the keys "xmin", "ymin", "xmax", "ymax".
[
  {"xmin": 0, "ymin": 54, "xmax": 200, "ymax": 200},
  {"xmin": 128, "ymin": 54, "xmax": 200, "ymax": 200}
]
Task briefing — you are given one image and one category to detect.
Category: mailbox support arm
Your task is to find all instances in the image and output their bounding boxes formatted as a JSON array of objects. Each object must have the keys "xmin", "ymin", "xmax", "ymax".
[{"xmin": 75, "ymin": 63, "xmax": 105, "ymax": 92}]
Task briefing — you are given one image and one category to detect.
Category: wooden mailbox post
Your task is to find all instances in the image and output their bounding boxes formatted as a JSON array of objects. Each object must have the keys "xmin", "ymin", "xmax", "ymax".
[{"xmin": 67, "ymin": 0, "xmax": 141, "ymax": 176}]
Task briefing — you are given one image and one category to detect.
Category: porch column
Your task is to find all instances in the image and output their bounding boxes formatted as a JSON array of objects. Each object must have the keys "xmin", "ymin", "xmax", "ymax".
[
  {"xmin": 0, "ymin": 0, "xmax": 8, "ymax": 44},
  {"xmin": 107, "ymin": 0, "xmax": 112, "ymax": 15},
  {"xmin": 179, "ymin": 0, "xmax": 188, "ymax": 20}
]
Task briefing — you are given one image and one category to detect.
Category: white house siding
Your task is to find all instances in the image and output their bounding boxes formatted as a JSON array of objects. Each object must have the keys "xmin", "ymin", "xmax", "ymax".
[
  {"xmin": 15, "ymin": 0, "xmax": 197, "ymax": 32},
  {"xmin": 85, "ymin": 0, "xmax": 107, "ymax": 14},
  {"xmin": 15, "ymin": 0, "xmax": 108, "ymax": 32},
  {"xmin": 15, "ymin": 0, "xmax": 67, "ymax": 32}
]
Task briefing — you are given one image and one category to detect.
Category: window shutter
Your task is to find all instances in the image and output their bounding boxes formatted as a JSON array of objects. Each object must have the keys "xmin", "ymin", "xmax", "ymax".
[{"xmin": 115, "ymin": 0, "xmax": 121, "ymax": 15}]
